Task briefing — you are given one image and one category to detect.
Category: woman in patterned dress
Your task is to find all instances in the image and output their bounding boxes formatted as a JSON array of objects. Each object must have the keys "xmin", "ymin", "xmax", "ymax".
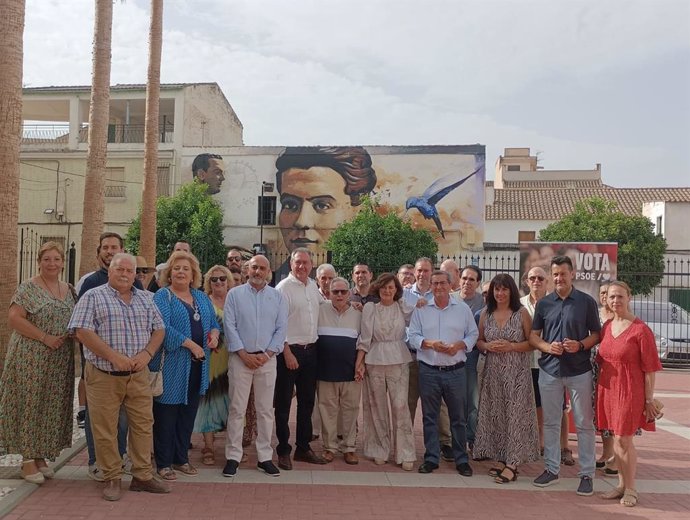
[
  {"xmin": 0, "ymin": 242, "xmax": 76, "ymax": 484},
  {"xmin": 474, "ymin": 274, "xmax": 539, "ymax": 484},
  {"xmin": 194, "ymin": 265, "xmax": 234, "ymax": 465},
  {"xmin": 596, "ymin": 281, "xmax": 662, "ymax": 507}
]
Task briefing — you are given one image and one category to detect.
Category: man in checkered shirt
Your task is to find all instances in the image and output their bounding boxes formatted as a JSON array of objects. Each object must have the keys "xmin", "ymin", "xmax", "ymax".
[{"xmin": 69, "ymin": 253, "xmax": 170, "ymax": 501}]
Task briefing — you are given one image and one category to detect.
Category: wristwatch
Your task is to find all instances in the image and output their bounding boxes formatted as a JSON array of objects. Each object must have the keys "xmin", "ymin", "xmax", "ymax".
[{"xmin": 578, "ymin": 341, "xmax": 585, "ymax": 351}]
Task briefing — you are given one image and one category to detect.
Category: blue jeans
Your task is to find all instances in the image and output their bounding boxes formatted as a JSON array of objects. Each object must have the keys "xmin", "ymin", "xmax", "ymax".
[
  {"xmin": 418, "ymin": 362, "xmax": 468, "ymax": 465},
  {"xmin": 85, "ymin": 405, "xmax": 128, "ymax": 466},
  {"xmin": 465, "ymin": 348, "xmax": 480, "ymax": 442},
  {"xmin": 538, "ymin": 368, "xmax": 595, "ymax": 478}
]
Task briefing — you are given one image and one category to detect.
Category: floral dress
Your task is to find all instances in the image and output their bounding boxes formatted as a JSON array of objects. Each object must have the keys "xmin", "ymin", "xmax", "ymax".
[{"xmin": 0, "ymin": 281, "xmax": 76, "ymax": 459}]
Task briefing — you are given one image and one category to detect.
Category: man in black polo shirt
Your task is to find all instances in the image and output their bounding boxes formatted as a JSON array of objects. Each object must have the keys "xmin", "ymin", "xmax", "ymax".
[{"xmin": 529, "ymin": 255, "xmax": 601, "ymax": 496}]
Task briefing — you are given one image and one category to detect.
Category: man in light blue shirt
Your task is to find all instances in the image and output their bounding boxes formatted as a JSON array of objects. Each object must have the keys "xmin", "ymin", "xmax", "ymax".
[
  {"xmin": 408, "ymin": 270, "xmax": 478, "ymax": 477},
  {"xmin": 222, "ymin": 255, "xmax": 288, "ymax": 478}
]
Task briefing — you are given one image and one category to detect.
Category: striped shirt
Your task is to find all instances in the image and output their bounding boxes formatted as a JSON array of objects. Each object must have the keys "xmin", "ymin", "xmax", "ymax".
[
  {"xmin": 316, "ymin": 302, "xmax": 361, "ymax": 382},
  {"xmin": 68, "ymin": 283, "xmax": 164, "ymax": 371}
]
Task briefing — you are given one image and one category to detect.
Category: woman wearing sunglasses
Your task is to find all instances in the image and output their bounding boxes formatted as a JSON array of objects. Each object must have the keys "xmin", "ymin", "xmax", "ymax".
[{"xmin": 194, "ymin": 265, "xmax": 235, "ymax": 466}]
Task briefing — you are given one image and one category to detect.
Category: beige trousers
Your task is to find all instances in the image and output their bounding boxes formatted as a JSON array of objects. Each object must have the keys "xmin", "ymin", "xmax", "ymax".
[
  {"xmin": 225, "ymin": 353, "xmax": 277, "ymax": 463},
  {"xmin": 85, "ymin": 363, "xmax": 154, "ymax": 482},
  {"xmin": 362, "ymin": 363, "xmax": 416, "ymax": 464},
  {"xmin": 317, "ymin": 380, "xmax": 361, "ymax": 453}
]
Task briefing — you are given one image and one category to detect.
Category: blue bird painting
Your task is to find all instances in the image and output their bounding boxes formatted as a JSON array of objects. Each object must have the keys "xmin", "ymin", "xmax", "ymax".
[{"xmin": 405, "ymin": 163, "xmax": 482, "ymax": 238}]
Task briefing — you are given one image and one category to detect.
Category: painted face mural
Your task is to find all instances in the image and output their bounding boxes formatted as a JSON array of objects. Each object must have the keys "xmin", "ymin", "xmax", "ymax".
[{"xmin": 276, "ymin": 147, "xmax": 377, "ymax": 254}]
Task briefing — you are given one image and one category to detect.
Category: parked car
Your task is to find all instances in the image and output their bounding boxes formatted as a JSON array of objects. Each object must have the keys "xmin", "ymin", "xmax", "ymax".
[{"xmin": 631, "ymin": 300, "xmax": 690, "ymax": 363}]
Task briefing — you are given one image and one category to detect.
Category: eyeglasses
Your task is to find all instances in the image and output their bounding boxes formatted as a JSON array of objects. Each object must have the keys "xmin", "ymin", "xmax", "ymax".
[
  {"xmin": 210, "ymin": 276, "xmax": 227, "ymax": 283},
  {"xmin": 528, "ymin": 276, "xmax": 545, "ymax": 282},
  {"xmin": 227, "ymin": 256, "xmax": 242, "ymax": 262},
  {"xmin": 331, "ymin": 289, "xmax": 349, "ymax": 295},
  {"xmin": 135, "ymin": 267, "xmax": 153, "ymax": 274}
]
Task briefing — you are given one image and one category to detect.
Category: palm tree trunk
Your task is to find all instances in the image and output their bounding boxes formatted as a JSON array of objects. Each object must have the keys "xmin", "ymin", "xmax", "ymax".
[
  {"xmin": 140, "ymin": 0, "xmax": 164, "ymax": 268},
  {"xmin": 0, "ymin": 0, "xmax": 25, "ymax": 372},
  {"xmin": 79, "ymin": 0, "xmax": 113, "ymax": 276}
]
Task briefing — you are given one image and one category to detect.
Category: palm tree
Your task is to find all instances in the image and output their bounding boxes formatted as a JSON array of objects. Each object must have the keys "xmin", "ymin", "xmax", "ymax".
[
  {"xmin": 139, "ymin": 0, "xmax": 164, "ymax": 269},
  {"xmin": 0, "ymin": 0, "xmax": 25, "ymax": 371},
  {"xmin": 79, "ymin": 0, "xmax": 114, "ymax": 276}
]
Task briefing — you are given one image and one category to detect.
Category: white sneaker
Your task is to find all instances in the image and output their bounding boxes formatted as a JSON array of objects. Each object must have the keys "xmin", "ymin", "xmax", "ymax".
[
  {"xmin": 122, "ymin": 453, "xmax": 132, "ymax": 475},
  {"xmin": 87, "ymin": 464, "xmax": 105, "ymax": 482}
]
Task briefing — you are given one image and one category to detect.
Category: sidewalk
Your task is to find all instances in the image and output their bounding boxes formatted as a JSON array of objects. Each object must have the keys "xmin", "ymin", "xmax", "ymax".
[{"xmin": 2, "ymin": 371, "xmax": 689, "ymax": 519}]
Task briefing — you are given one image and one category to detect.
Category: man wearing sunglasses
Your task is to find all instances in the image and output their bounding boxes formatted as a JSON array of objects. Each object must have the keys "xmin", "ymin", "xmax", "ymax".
[
  {"xmin": 226, "ymin": 249, "xmax": 244, "ymax": 271},
  {"xmin": 135, "ymin": 256, "xmax": 155, "ymax": 290},
  {"xmin": 315, "ymin": 277, "xmax": 362, "ymax": 465}
]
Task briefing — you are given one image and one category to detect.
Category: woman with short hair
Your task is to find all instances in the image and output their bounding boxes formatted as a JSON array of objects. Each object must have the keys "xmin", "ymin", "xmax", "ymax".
[
  {"xmin": 355, "ymin": 273, "xmax": 416, "ymax": 471},
  {"xmin": 151, "ymin": 251, "xmax": 220, "ymax": 480}
]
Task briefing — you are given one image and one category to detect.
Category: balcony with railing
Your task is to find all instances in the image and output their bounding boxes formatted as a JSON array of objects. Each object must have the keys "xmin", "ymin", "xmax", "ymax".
[{"xmin": 21, "ymin": 122, "xmax": 175, "ymax": 150}]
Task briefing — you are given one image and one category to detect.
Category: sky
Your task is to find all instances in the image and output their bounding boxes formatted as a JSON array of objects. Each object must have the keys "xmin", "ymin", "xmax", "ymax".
[{"xmin": 22, "ymin": 0, "xmax": 690, "ymax": 188}]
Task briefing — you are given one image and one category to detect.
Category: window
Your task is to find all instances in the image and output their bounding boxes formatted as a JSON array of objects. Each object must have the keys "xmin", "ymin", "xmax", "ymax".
[
  {"xmin": 656, "ymin": 216, "xmax": 663, "ymax": 236},
  {"xmin": 507, "ymin": 165, "xmax": 521, "ymax": 171},
  {"xmin": 518, "ymin": 231, "xmax": 536, "ymax": 242},
  {"xmin": 105, "ymin": 167, "xmax": 125, "ymax": 198},
  {"xmin": 257, "ymin": 196, "xmax": 276, "ymax": 226},
  {"xmin": 157, "ymin": 164, "xmax": 171, "ymax": 197}
]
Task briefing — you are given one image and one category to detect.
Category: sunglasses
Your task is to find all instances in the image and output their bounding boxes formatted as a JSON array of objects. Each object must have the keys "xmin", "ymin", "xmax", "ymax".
[
  {"xmin": 136, "ymin": 267, "xmax": 153, "ymax": 274},
  {"xmin": 528, "ymin": 276, "xmax": 545, "ymax": 282},
  {"xmin": 482, "ymin": 291, "xmax": 489, "ymax": 296},
  {"xmin": 210, "ymin": 276, "xmax": 227, "ymax": 283},
  {"xmin": 331, "ymin": 289, "xmax": 349, "ymax": 295},
  {"xmin": 227, "ymin": 256, "xmax": 242, "ymax": 262}
]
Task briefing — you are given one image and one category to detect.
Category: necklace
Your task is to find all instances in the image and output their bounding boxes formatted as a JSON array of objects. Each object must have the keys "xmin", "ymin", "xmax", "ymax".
[
  {"xmin": 39, "ymin": 274, "xmax": 61, "ymax": 300},
  {"xmin": 192, "ymin": 300, "xmax": 201, "ymax": 322}
]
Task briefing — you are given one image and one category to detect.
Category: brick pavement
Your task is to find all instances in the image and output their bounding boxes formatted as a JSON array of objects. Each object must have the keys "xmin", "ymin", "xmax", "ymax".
[{"xmin": 2, "ymin": 370, "xmax": 689, "ymax": 519}]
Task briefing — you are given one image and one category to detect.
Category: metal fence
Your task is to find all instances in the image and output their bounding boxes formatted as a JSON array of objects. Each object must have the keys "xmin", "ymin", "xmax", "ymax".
[{"xmin": 17, "ymin": 227, "xmax": 76, "ymax": 285}]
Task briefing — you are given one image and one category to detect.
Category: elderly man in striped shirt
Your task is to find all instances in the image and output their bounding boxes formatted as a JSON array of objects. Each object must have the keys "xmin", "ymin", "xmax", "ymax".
[
  {"xmin": 316, "ymin": 277, "xmax": 362, "ymax": 465},
  {"xmin": 69, "ymin": 253, "xmax": 170, "ymax": 501}
]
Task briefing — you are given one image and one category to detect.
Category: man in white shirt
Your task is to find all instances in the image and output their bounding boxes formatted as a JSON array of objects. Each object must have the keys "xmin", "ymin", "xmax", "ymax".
[{"xmin": 275, "ymin": 248, "xmax": 327, "ymax": 469}]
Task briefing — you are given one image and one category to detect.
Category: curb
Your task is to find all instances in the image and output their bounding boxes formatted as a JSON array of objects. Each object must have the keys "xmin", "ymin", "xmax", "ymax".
[{"xmin": 0, "ymin": 436, "xmax": 86, "ymax": 518}]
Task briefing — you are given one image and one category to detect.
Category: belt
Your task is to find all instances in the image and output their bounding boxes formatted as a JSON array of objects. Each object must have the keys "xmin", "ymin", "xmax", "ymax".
[
  {"xmin": 94, "ymin": 366, "xmax": 132, "ymax": 377},
  {"xmin": 289, "ymin": 343, "xmax": 315, "ymax": 350},
  {"xmin": 419, "ymin": 360, "xmax": 465, "ymax": 372}
]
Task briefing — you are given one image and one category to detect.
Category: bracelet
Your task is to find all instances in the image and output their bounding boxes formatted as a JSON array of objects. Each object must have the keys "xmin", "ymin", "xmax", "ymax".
[{"xmin": 144, "ymin": 349, "xmax": 153, "ymax": 359}]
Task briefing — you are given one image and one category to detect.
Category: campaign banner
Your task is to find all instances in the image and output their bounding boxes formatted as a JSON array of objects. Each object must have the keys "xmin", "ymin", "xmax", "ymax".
[{"xmin": 519, "ymin": 242, "xmax": 618, "ymax": 301}]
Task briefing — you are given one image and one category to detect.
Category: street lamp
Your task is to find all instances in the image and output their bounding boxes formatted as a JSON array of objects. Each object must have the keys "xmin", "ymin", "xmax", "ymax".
[{"xmin": 258, "ymin": 181, "xmax": 274, "ymax": 254}]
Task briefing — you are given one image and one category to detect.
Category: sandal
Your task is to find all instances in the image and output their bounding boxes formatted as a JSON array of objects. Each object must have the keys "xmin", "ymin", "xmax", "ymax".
[
  {"xmin": 561, "ymin": 448, "xmax": 575, "ymax": 466},
  {"xmin": 494, "ymin": 466, "xmax": 518, "ymax": 484},
  {"xmin": 201, "ymin": 447, "xmax": 215, "ymax": 466},
  {"xmin": 620, "ymin": 488, "xmax": 638, "ymax": 507},
  {"xmin": 488, "ymin": 464, "xmax": 506, "ymax": 477},
  {"xmin": 600, "ymin": 487, "xmax": 624, "ymax": 500},
  {"xmin": 158, "ymin": 467, "xmax": 177, "ymax": 481},
  {"xmin": 172, "ymin": 462, "xmax": 199, "ymax": 476}
]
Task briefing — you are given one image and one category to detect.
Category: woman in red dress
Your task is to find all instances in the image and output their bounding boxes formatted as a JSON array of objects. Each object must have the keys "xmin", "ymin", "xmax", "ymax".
[{"xmin": 596, "ymin": 281, "xmax": 663, "ymax": 507}]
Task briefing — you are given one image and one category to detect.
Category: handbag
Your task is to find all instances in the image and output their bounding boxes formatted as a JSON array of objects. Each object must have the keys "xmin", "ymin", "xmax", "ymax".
[{"xmin": 148, "ymin": 349, "xmax": 165, "ymax": 397}]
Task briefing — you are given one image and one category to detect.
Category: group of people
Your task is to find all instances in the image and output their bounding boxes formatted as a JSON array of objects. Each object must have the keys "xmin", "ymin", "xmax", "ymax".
[{"xmin": 0, "ymin": 237, "xmax": 663, "ymax": 509}]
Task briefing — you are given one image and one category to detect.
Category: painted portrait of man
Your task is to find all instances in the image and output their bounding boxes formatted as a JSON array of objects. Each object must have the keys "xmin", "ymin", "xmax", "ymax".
[
  {"xmin": 192, "ymin": 153, "xmax": 226, "ymax": 195},
  {"xmin": 275, "ymin": 146, "xmax": 377, "ymax": 254}
]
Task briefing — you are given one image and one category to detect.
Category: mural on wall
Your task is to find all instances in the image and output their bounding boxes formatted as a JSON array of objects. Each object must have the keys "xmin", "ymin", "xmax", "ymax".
[
  {"xmin": 192, "ymin": 153, "xmax": 226, "ymax": 195},
  {"xmin": 519, "ymin": 242, "xmax": 618, "ymax": 300},
  {"xmin": 190, "ymin": 145, "xmax": 485, "ymax": 261}
]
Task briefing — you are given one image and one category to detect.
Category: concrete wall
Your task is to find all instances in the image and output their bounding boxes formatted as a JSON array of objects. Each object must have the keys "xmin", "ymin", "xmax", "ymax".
[
  {"xmin": 484, "ymin": 219, "xmax": 555, "ymax": 244},
  {"xmin": 181, "ymin": 84, "xmax": 243, "ymax": 148}
]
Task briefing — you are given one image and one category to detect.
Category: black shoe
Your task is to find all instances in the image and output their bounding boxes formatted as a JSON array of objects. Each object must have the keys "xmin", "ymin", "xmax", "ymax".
[
  {"xmin": 457, "ymin": 462, "xmax": 473, "ymax": 476},
  {"xmin": 76, "ymin": 410, "xmax": 86, "ymax": 429},
  {"xmin": 418, "ymin": 462, "xmax": 439, "ymax": 474},
  {"xmin": 257, "ymin": 460, "xmax": 280, "ymax": 477},
  {"xmin": 278, "ymin": 454, "xmax": 293, "ymax": 471},
  {"xmin": 222, "ymin": 459, "xmax": 239, "ymax": 477},
  {"xmin": 440, "ymin": 445, "xmax": 454, "ymax": 462}
]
